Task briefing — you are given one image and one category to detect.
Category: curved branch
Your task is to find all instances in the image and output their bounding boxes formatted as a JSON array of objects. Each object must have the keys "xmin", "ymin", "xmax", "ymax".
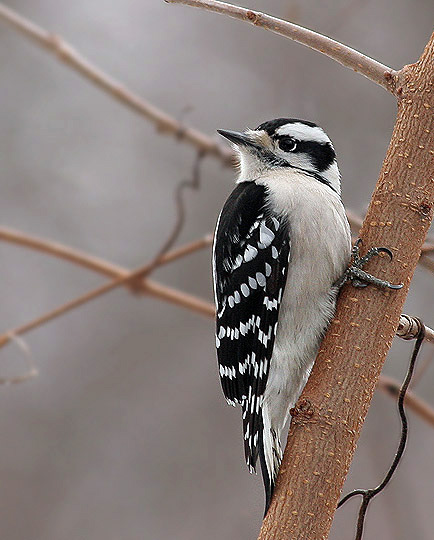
[
  {"xmin": 0, "ymin": 3, "xmax": 233, "ymax": 163},
  {"xmin": 166, "ymin": 0, "xmax": 398, "ymax": 93}
]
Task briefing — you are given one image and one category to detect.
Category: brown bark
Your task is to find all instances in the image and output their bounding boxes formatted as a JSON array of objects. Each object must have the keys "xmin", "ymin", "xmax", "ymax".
[{"xmin": 259, "ymin": 33, "xmax": 434, "ymax": 540}]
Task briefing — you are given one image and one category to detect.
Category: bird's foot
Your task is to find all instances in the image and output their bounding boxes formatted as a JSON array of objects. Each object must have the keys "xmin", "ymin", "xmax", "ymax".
[{"xmin": 336, "ymin": 238, "xmax": 403, "ymax": 290}]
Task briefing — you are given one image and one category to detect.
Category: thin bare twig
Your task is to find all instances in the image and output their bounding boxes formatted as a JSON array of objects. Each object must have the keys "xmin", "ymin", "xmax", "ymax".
[
  {"xmin": 420, "ymin": 242, "xmax": 434, "ymax": 254},
  {"xmin": 134, "ymin": 151, "xmax": 206, "ymax": 284},
  {"xmin": 0, "ymin": 3, "xmax": 233, "ymax": 164},
  {"xmin": 419, "ymin": 254, "xmax": 434, "ymax": 274},
  {"xmin": 0, "ymin": 274, "xmax": 214, "ymax": 349},
  {"xmin": 410, "ymin": 345, "xmax": 434, "ymax": 388},
  {"xmin": 398, "ymin": 314, "xmax": 434, "ymax": 388},
  {"xmin": 338, "ymin": 324, "xmax": 425, "ymax": 540},
  {"xmin": 0, "ymin": 226, "xmax": 213, "ymax": 280},
  {"xmin": 157, "ymin": 151, "xmax": 205, "ymax": 257},
  {"xmin": 165, "ymin": 0, "xmax": 398, "ymax": 93},
  {"xmin": 0, "ymin": 229, "xmax": 215, "ymax": 348}
]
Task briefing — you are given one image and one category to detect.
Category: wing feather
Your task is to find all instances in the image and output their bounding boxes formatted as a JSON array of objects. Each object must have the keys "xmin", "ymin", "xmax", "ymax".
[{"xmin": 213, "ymin": 182, "xmax": 290, "ymax": 472}]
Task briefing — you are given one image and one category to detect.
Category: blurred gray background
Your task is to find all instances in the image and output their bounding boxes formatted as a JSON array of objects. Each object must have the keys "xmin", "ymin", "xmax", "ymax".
[{"xmin": 0, "ymin": 1, "xmax": 433, "ymax": 539}]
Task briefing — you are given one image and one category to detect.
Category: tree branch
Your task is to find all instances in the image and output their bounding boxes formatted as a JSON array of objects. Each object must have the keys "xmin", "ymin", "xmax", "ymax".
[
  {"xmin": 258, "ymin": 32, "xmax": 434, "ymax": 540},
  {"xmin": 397, "ymin": 313, "xmax": 434, "ymax": 343},
  {"xmin": 0, "ymin": 333, "xmax": 38, "ymax": 385},
  {"xmin": 0, "ymin": 3, "xmax": 233, "ymax": 164},
  {"xmin": 166, "ymin": 0, "xmax": 398, "ymax": 93}
]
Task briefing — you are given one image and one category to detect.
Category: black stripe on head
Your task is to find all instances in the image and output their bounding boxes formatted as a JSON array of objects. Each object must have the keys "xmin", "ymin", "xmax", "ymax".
[
  {"xmin": 292, "ymin": 140, "xmax": 336, "ymax": 172},
  {"xmin": 256, "ymin": 118, "xmax": 317, "ymax": 136}
]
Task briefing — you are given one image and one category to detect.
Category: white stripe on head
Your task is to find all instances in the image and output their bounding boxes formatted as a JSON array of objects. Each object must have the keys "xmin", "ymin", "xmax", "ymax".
[{"xmin": 276, "ymin": 122, "xmax": 331, "ymax": 145}]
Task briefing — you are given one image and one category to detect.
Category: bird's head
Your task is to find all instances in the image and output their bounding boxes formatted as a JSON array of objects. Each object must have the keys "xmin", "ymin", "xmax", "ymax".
[{"xmin": 218, "ymin": 118, "xmax": 341, "ymax": 194}]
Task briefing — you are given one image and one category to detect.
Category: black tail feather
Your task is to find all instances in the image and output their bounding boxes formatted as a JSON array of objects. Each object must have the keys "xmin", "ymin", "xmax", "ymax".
[{"xmin": 259, "ymin": 432, "xmax": 275, "ymax": 517}]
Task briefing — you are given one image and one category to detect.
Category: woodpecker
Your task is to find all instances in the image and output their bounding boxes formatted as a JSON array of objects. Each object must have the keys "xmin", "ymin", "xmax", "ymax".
[{"xmin": 212, "ymin": 118, "xmax": 402, "ymax": 514}]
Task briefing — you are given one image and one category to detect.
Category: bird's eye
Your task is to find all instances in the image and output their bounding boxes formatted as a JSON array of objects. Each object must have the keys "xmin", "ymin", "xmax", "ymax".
[{"xmin": 278, "ymin": 137, "xmax": 297, "ymax": 152}]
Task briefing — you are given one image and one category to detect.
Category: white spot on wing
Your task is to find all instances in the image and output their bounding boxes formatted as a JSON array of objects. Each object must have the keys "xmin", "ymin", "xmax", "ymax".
[
  {"xmin": 256, "ymin": 272, "xmax": 266, "ymax": 287},
  {"xmin": 263, "ymin": 296, "xmax": 278, "ymax": 310},
  {"xmin": 241, "ymin": 283, "xmax": 250, "ymax": 297},
  {"xmin": 248, "ymin": 276, "xmax": 257, "ymax": 289},
  {"xmin": 217, "ymin": 297, "xmax": 226, "ymax": 318},
  {"xmin": 232, "ymin": 254, "xmax": 243, "ymax": 270},
  {"xmin": 271, "ymin": 217, "xmax": 280, "ymax": 230},
  {"xmin": 244, "ymin": 245, "xmax": 258, "ymax": 262},
  {"xmin": 259, "ymin": 223, "xmax": 275, "ymax": 248},
  {"xmin": 248, "ymin": 220, "xmax": 260, "ymax": 234}
]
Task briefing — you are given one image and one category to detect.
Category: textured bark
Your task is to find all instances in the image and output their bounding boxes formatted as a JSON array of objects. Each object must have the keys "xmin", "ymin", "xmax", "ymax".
[{"xmin": 258, "ymin": 33, "xmax": 434, "ymax": 540}]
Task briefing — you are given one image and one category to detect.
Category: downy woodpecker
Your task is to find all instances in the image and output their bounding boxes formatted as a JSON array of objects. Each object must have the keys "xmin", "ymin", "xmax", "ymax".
[{"xmin": 212, "ymin": 118, "xmax": 402, "ymax": 514}]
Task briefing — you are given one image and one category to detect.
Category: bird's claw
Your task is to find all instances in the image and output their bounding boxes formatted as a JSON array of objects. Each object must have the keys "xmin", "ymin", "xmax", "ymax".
[
  {"xmin": 338, "ymin": 238, "xmax": 403, "ymax": 291},
  {"xmin": 351, "ymin": 279, "xmax": 368, "ymax": 289},
  {"xmin": 375, "ymin": 247, "xmax": 393, "ymax": 260}
]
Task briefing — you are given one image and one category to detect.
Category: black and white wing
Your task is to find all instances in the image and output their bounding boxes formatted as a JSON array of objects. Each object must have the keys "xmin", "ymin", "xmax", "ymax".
[{"xmin": 212, "ymin": 181, "xmax": 290, "ymax": 473}]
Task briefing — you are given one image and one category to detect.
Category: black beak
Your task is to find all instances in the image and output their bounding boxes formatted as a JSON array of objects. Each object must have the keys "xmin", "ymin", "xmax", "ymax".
[{"xmin": 217, "ymin": 129, "xmax": 258, "ymax": 149}]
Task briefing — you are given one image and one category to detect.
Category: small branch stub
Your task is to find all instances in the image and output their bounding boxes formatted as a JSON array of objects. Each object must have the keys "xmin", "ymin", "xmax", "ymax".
[{"xmin": 397, "ymin": 314, "xmax": 424, "ymax": 341}]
